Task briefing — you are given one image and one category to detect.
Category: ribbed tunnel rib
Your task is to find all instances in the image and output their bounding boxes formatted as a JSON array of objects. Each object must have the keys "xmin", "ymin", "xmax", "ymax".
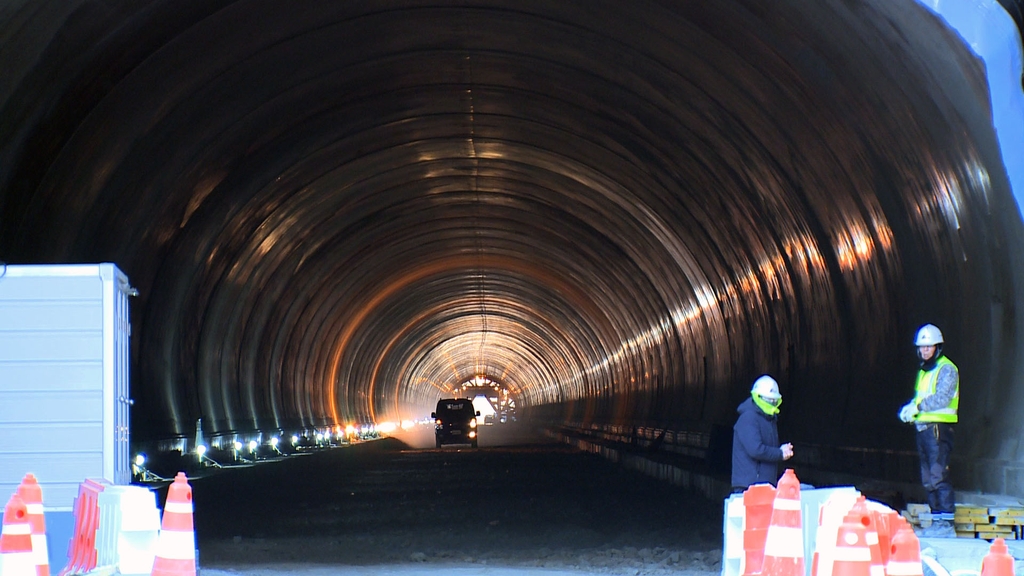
[{"xmin": 2, "ymin": 1, "xmax": 1024, "ymax": 493}]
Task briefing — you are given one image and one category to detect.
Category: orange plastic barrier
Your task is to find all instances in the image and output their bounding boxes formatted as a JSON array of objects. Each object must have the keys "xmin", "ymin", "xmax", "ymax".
[
  {"xmin": 742, "ymin": 483, "xmax": 778, "ymax": 576},
  {"xmin": 58, "ymin": 479, "xmax": 110, "ymax": 576},
  {"xmin": 151, "ymin": 473, "xmax": 196, "ymax": 576},
  {"xmin": 741, "ymin": 479, "xmax": 778, "ymax": 573},
  {"xmin": 17, "ymin": 474, "xmax": 50, "ymax": 576},
  {"xmin": 0, "ymin": 494, "xmax": 35, "ymax": 576}
]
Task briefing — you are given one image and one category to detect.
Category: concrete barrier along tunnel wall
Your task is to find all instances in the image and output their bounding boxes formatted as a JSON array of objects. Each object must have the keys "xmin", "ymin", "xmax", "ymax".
[{"xmin": 2, "ymin": 1, "xmax": 1024, "ymax": 495}]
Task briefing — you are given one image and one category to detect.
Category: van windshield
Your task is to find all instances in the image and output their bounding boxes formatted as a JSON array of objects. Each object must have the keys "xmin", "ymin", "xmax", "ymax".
[{"xmin": 435, "ymin": 400, "xmax": 475, "ymax": 421}]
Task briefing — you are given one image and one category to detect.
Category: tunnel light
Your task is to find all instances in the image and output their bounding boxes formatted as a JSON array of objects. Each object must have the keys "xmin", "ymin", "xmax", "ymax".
[
  {"xmin": 401, "ymin": 420, "xmax": 415, "ymax": 430},
  {"xmin": 135, "ymin": 454, "xmax": 146, "ymax": 466},
  {"xmin": 345, "ymin": 424, "xmax": 357, "ymax": 435},
  {"xmin": 195, "ymin": 445, "xmax": 207, "ymax": 457},
  {"xmin": 291, "ymin": 435, "xmax": 299, "ymax": 444},
  {"xmin": 377, "ymin": 422, "xmax": 397, "ymax": 434},
  {"xmin": 234, "ymin": 441, "xmax": 243, "ymax": 451},
  {"xmin": 270, "ymin": 437, "xmax": 279, "ymax": 447},
  {"xmin": 315, "ymin": 433, "xmax": 324, "ymax": 441},
  {"xmin": 248, "ymin": 440, "xmax": 258, "ymax": 452}
]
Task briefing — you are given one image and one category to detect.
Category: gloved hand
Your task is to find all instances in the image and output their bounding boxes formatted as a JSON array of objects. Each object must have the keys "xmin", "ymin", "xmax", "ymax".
[{"xmin": 898, "ymin": 402, "xmax": 919, "ymax": 423}]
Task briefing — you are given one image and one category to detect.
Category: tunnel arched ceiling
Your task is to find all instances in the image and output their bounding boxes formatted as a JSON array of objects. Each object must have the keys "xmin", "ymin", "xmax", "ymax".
[{"xmin": 2, "ymin": 0, "xmax": 1024, "ymax": 470}]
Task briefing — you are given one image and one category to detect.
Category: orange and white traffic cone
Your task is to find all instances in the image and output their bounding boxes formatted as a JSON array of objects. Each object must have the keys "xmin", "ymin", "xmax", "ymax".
[
  {"xmin": 152, "ymin": 472, "xmax": 196, "ymax": 576},
  {"xmin": 0, "ymin": 494, "xmax": 36, "ymax": 576},
  {"xmin": 851, "ymin": 497, "xmax": 884, "ymax": 576},
  {"xmin": 17, "ymin": 474, "xmax": 50, "ymax": 576},
  {"xmin": 832, "ymin": 510, "xmax": 873, "ymax": 576},
  {"xmin": 980, "ymin": 538, "xmax": 1014, "ymax": 576},
  {"xmin": 813, "ymin": 490, "xmax": 861, "ymax": 576},
  {"xmin": 761, "ymin": 469, "xmax": 804, "ymax": 576},
  {"xmin": 885, "ymin": 525, "xmax": 923, "ymax": 576}
]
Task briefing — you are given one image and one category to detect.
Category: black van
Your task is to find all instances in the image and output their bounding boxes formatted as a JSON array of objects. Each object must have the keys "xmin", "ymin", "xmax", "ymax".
[{"xmin": 432, "ymin": 398, "xmax": 480, "ymax": 448}]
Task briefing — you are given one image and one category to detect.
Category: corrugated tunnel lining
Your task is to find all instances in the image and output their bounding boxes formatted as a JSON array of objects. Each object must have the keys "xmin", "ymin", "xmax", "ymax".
[{"xmin": 1, "ymin": 1, "xmax": 1023, "ymax": 490}]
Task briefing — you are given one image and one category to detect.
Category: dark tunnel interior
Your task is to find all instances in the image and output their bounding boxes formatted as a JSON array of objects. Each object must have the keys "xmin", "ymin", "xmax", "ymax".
[{"xmin": 3, "ymin": 1, "xmax": 1024, "ymax": 494}]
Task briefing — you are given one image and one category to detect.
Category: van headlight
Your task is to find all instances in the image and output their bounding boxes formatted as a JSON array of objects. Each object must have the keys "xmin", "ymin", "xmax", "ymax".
[{"xmin": 469, "ymin": 419, "xmax": 477, "ymax": 428}]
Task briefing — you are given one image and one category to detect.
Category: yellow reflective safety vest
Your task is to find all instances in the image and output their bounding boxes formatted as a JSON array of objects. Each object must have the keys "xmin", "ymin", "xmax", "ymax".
[{"xmin": 914, "ymin": 356, "xmax": 959, "ymax": 423}]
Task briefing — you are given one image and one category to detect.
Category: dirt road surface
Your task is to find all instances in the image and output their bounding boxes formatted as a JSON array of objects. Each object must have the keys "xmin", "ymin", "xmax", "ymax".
[{"xmin": 185, "ymin": 424, "xmax": 725, "ymax": 576}]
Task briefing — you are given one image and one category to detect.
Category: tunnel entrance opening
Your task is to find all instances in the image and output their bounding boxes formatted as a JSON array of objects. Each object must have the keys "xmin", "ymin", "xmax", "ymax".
[{"xmin": 453, "ymin": 375, "xmax": 518, "ymax": 425}]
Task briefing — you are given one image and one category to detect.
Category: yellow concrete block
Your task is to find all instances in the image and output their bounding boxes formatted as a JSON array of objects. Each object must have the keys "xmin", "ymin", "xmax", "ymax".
[
  {"xmin": 955, "ymin": 514, "xmax": 990, "ymax": 523},
  {"xmin": 974, "ymin": 524, "xmax": 1014, "ymax": 534},
  {"xmin": 990, "ymin": 507, "xmax": 1024, "ymax": 517},
  {"xmin": 907, "ymin": 503, "xmax": 931, "ymax": 516}
]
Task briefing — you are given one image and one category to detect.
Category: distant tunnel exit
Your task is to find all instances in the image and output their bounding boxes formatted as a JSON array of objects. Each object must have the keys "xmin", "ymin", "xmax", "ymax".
[{"xmin": 453, "ymin": 375, "xmax": 519, "ymax": 425}]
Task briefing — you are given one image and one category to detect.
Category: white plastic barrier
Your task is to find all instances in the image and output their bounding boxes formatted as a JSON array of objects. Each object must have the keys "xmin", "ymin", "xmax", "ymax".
[
  {"xmin": 723, "ymin": 493, "xmax": 745, "ymax": 576},
  {"xmin": 95, "ymin": 486, "xmax": 161, "ymax": 576}
]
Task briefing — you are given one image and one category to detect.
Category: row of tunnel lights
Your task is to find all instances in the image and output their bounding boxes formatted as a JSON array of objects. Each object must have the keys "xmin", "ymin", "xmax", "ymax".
[{"xmin": 133, "ymin": 420, "xmax": 424, "ymax": 469}]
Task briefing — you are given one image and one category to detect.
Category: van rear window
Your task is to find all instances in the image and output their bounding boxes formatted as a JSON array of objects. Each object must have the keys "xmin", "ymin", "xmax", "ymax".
[{"xmin": 436, "ymin": 400, "xmax": 473, "ymax": 415}]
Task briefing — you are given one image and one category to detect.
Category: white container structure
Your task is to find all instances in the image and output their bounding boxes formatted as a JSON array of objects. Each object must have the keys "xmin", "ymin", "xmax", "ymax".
[{"xmin": 0, "ymin": 263, "xmax": 134, "ymax": 510}]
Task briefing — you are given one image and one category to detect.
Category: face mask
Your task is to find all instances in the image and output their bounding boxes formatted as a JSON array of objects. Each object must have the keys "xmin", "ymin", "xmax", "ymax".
[{"xmin": 752, "ymin": 392, "xmax": 781, "ymax": 415}]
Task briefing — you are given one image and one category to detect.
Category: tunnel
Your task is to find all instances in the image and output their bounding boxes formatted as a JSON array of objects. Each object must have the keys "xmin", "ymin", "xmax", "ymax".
[{"xmin": 3, "ymin": 0, "xmax": 1024, "ymax": 498}]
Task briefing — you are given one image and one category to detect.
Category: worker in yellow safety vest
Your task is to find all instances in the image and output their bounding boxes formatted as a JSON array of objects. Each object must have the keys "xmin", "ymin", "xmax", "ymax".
[{"xmin": 898, "ymin": 323, "xmax": 959, "ymax": 538}]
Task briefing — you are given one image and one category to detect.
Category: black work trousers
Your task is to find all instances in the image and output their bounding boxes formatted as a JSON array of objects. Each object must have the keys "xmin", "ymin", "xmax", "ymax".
[{"xmin": 916, "ymin": 422, "xmax": 955, "ymax": 514}]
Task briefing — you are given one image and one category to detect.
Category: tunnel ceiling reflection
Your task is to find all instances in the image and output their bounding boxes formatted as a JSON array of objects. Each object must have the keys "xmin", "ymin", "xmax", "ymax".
[{"xmin": 1, "ymin": 0, "xmax": 1021, "ymax": 452}]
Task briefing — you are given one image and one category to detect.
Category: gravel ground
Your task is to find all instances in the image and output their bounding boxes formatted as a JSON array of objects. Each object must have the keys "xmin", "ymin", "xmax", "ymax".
[{"xmin": 181, "ymin": 425, "xmax": 725, "ymax": 576}]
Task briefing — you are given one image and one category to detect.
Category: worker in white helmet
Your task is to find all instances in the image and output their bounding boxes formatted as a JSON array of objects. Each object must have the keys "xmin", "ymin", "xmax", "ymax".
[
  {"xmin": 731, "ymin": 374, "xmax": 794, "ymax": 491},
  {"xmin": 899, "ymin": 323, "xmax": 960, "ymax": 538}
]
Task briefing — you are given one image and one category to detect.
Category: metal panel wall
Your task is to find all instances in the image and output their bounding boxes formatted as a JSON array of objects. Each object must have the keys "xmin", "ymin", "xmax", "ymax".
[{"xmin": 0, "ymin": 264, "xmax": 132, "ymax": 510}]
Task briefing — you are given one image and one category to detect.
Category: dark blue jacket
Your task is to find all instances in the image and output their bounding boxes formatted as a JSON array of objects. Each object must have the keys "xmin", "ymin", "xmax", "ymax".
[{"xmin": 731, "ymin": 397, "xmax": 783, "ymax": 489}]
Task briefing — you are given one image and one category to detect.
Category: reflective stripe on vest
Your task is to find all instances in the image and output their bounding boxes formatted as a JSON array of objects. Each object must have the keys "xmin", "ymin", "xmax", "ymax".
[{"xmin": 914, "ymin": 356, "xmax": 959, "ymax": 423}]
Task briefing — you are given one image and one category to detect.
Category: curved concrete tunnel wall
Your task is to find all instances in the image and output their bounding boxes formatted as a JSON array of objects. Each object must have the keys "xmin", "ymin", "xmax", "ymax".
[{"xmin": 3, "ymin": 1, "xmax": 1024, "ymax": 494}]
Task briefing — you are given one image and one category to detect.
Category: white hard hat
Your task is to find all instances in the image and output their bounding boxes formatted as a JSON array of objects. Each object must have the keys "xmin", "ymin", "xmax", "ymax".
[
  {"xmin": 915, "ymin": 324, "xmax": 943, "ymax": 346},
  {"xmin": 751, "ymin": 375, "xmax": 781, "ymax": 400}
]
